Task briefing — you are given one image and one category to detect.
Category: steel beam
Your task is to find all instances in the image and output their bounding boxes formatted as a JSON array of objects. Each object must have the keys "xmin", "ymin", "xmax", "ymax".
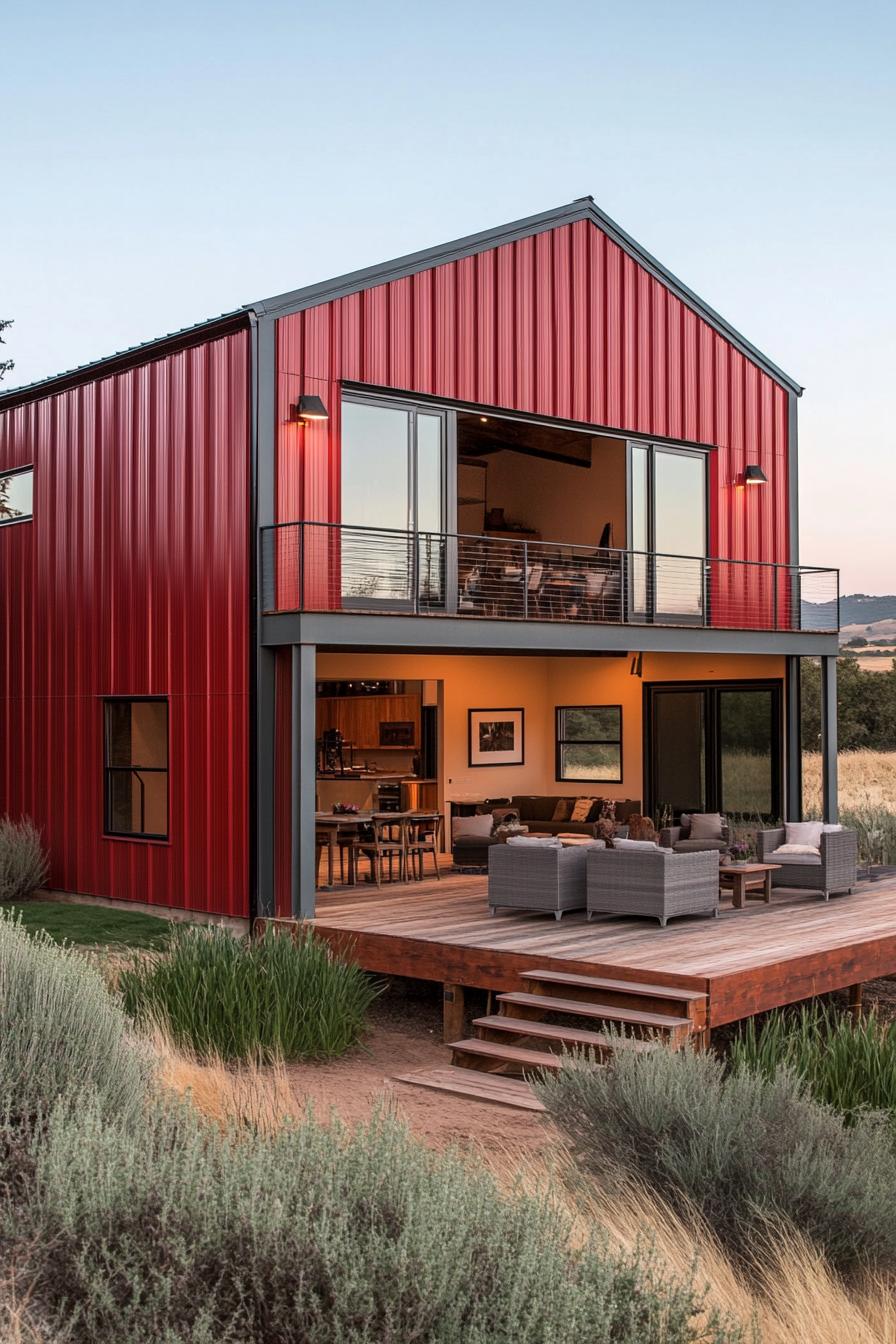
[
  {"xmin": 290, "ymin": 644, "xmax": 318, "ymax": 920},
  {"xmin": 821, "ymin": 654, "xmax": 839, "ymax": 822},
  {"xmin": 785, "ymin": 655, "xmax": 802, "ymax": 821}
]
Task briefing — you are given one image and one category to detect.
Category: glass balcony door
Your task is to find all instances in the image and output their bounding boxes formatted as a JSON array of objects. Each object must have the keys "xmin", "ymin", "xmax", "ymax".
[
  {"xmin": 628, "ymin": 443, "xmax": 707, "ymax": 623},
  {"xmin": 340, "ymin": 396, "xmax": 447, "ymax": 608}
]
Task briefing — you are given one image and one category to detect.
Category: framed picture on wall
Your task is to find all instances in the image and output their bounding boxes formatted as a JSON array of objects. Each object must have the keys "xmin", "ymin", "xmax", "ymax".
[{"xmin": 468, "ymin": 708, "xmax": 525, "ymax": 768}]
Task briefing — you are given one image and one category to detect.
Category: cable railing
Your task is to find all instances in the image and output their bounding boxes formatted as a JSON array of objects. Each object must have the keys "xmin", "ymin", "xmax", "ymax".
[{"xmin": 261, "ymin": 522, "xmax": 840, "ymax": 634}]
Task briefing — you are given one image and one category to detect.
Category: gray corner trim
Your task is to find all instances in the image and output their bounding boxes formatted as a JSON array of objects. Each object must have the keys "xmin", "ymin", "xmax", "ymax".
[
  {"xmin": 788, "ymin": 391, "xmax": 800, "ymax": 568},
  {"xmin": 821, "ymin": 655, "xmax": 839, "ymax": 823},
  {"xmin": 261, "ymin": 611, "xmax": 839, "ymax": 659},
  {"xmin": 785, "ymin": 655, "xmax": 803, "ymax": 821},
  {"xmin": 252, "ymin": 196, "xmax": 802, "ymax": 396},
  {"xmin": 253, "ymin": 314, "xmax": 278, "ymax": 923}
]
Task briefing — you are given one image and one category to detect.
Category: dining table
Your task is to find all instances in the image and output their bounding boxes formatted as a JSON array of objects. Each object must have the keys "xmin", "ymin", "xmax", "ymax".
[{"xmin": 315, "ymin": 810, "xmax": 376, "ymax": 888}]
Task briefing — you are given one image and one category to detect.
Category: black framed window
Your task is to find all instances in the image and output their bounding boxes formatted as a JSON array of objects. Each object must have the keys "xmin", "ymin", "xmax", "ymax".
[
  {"xmin": 556, "ymin": 706, "xmax": 622, "ymax": 782},
  {"xmin": 104, "ymin": 698, "xmax": 169, "ymax": 839},
  {"xmin": 0, "ymin": 466, "xmax": 34, "ymax": 525}
]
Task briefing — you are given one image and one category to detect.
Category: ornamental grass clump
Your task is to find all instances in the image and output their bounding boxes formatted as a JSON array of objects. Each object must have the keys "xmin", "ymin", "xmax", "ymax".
[
  {"xmin": 0, "ymin": 909, "xmax": 148, "ymax": 1127},
  {"xmin": 731, "ymin": 1002, "xmax": 896, "ymax": 1124},
  {"xmin": 119, "ymin": 924, "xmax": 379, "ymax": 1062},
  {"xmin": 0, "ymin": 815, "xmax": 48, "ymax": 903},
  {"xmin": 20, "ymin": 1097, "xmax": 742, "ymax": 1344},
  {"xmin": 537, "ymin": 1042, "xmax": 896, "ymax": 1279}
]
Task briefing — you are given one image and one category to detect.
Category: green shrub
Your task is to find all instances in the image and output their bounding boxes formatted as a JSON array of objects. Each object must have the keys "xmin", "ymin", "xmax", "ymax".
[
  {"xmin": 731, "ymin": 1002, "xmax": 896, "ymax": 1122},
  {"xmin": 20, "ymin": 1097, "xmax": 742, "ymax": 1344},
  {"xmin": 0, "ymin": 909, "xmax": 149, "ymax": 1127},
  {"xmin": 538, "ymin": 1044, "xmax": 896, "ymax": 1277},
  {"xmin": 0, "ymin": 815, "xmax": 48, "ymax": 902},
  {"xmin": 119, "ymin": 924, "xmax": 380, "ymax": 1062}
]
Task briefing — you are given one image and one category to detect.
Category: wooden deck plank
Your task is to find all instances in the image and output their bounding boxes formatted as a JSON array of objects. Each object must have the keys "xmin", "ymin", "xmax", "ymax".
[{"xmin": 300, "ymin": 871, "xmax": 896, "ymax": 1026}]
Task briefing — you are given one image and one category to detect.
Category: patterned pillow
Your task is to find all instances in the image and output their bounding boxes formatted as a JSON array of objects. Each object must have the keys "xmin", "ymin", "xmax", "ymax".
[{"xmin": 570, "ymin": 798, "xmax": 593, "ymax": 823}]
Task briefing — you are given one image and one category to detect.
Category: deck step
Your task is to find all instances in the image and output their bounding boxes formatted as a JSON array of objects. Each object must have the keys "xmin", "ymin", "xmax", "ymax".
[
  {"xmin": 496, "ymin": 991, "xmax": 693, "ymax": 1043},
  {"xmin": 472, "ymin": 1014, "xmax": 656, "ymax": 1055},
  {"xmin": 519, "ymin": 969, "xmax": 706, "ymax": 1005},
  {"xmin": 394, "ymin": 1065, "xmax": 545, "ymax": 1111},
  {"xmin": 449, "ymin": 1036, "xmax": 564, "ymax": 1074}
]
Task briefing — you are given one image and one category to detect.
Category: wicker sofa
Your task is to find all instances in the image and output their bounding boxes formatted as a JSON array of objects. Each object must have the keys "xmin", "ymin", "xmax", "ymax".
[
  {"xmin": 756, "ymin": 827, "xmax": 857, "ymax": 900},
  {"xmin": 659, "ymin": 815, "xmax": 730, "ymax": 854},
  {"xmin": 488, "ymin": 842, "xmax": 589, "ymax": 920},
  {"xmin": 586, "ymin": 847, "xmax": 720, "ymax": 927}
]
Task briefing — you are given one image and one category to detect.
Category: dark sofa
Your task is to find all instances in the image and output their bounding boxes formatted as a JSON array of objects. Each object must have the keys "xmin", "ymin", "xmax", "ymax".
[{"xmin": 451, "ymin": 795, "xmax": 642, "ymax": 868}]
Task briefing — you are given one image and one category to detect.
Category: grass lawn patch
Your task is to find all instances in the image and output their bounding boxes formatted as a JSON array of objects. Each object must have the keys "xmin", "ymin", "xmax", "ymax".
[{"xmin": 7, "ymin": 899, "xmax": 173, "ymax": 949}]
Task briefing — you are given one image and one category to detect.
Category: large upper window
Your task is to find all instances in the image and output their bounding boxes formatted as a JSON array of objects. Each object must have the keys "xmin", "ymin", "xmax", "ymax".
[
  {"xmin": 104, "ymin": 699, "xmax": 169, "ymax": 839},
  {"xmin": 556, "ymin": 706, "xmax": 623, "ymax": 782},
  {"xmin": 0, "ymin": 467, "xmax": 33, "ymax": 525}
]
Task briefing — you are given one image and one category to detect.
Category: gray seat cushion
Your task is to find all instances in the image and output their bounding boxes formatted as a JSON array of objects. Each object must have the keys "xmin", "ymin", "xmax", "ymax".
[{"xmin": 673, "ymin": 838, "xmax": 728, "ymax": 854}]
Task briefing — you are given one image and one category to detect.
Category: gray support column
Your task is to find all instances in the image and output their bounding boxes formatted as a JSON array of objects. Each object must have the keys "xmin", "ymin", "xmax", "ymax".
[
  {"xmin": 784, "ymin": 655, "xmax": 802, "ymax": 822},
  {"xmin": 821, "ymin": 654, "xmax": 839, "ymax": 822},
  {"xmin": 290, "ymin": 643, "xmax": 318, "ymax": 919},
  {"xmin": 255, "ymin": 646, "xmax": 277, "ymax": 918}
]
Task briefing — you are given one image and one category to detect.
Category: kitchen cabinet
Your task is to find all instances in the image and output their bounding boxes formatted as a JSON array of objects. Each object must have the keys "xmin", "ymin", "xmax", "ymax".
[{"xmin": 316, "ymin": 694, "xmax": 420, "ymax": 750}]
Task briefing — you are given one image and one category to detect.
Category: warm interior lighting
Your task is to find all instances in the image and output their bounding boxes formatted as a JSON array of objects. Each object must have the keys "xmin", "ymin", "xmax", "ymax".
[
  {"xmin": 742, "ymin": 464, "xmax": 768, "ymax": 485},
  {"xmin": 293, "ymin": 394, "xmax": 329, "ymax": 422},
  {"xmin": 479, "ymin": 415, "xmax": 488, "ymax": 422}
]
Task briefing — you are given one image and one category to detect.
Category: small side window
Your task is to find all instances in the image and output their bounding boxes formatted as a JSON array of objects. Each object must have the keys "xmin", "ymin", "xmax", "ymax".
[
  {"xmin": 0, "ymin": 467, "xmax": 33, "ymax": 525},
  {"xmin": 104, "ymin": 699, "xmax": 169, "ymax": 840}
]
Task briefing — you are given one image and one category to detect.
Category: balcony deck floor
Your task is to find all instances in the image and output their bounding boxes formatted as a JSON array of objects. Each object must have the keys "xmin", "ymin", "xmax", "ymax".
[{"xmin": 304, "ymin": 870, "xmax": 896, "ymax": 1027}]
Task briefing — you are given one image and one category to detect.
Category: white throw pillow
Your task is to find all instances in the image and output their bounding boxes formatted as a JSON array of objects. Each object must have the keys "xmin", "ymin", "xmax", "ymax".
[
  {"xmin": 506, "ymin": 836, "xmax": 562, "ymax": 848},
  {"xmin": 611, "ymin": 838, "xmax": 660, "ymax": 852},
  {"xmin": 769, "ymin": 846, "xmax": 822, "ymax": 866},
  {"xmin": 785, "ymin": 820, "xmax": 823, "ymax": 848},
  {"xmin": 775, "ymin": 843, "xmax": 821, "ymax": 856},
  {"xmin": 822, "ymin": 823, "xmax": 843, "ymax": 833},
  {"xmin": 452, "ymin": 813, "xmax": 494, "ymax": 840}
]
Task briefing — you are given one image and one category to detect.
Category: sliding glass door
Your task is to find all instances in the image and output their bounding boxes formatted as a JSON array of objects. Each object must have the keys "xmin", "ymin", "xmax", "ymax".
[
  {"xmin": 629, "ymin": 443, "xmax": 707, "ymax": 622},
  {"xmin": 645, "ymin": 681, "xmax": 781, "ymax": 820},
  {"xmin": 341, "ymin": 396, "xmax": 447, "ymax": 607}
]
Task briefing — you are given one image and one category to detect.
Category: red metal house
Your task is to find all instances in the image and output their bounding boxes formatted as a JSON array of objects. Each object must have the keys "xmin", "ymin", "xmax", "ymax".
[{"xmin": 0, "ymin": 198, "xmax": 840, "ymax": 922}]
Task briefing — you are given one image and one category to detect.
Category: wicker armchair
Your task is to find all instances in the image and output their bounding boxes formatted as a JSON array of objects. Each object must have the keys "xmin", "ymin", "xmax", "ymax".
[
  {"xmin": 756, "ymin": 827, "xmax": 857, "ymax": 900},
  {"xmin": 586, "ymin": 848, "xmax": 720, "ymax": 927},
  {"xmin": 659, "ymin": 820, "xmax": 730, "ymax": 854},
  {"xmin": 488, "ymin": 843, "xmax": 588, "ymax": 921}
]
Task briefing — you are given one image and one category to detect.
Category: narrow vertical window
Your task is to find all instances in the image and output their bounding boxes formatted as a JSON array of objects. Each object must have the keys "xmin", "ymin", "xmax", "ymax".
[{"xmin": 104, "ymin": 699, "xmax": 169, "ymax": 839}]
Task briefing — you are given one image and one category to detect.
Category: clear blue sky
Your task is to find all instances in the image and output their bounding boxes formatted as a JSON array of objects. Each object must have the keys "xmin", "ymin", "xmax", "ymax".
[{"xmin": 5, "ymin": 0, "xmax": 894, "ymax": 592}]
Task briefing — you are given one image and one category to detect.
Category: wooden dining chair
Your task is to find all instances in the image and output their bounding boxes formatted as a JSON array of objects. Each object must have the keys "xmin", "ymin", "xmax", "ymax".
[
  {"xmin": 405, "ymin": 812, "xmax": 443, "ymax": 881},
  {"xmin": 315, "ymin": 828, "xmax": 334, "ymax": 887},
  {"xmin": 359, "ymin": 814, "xmax": 408, "ymax": 886}
]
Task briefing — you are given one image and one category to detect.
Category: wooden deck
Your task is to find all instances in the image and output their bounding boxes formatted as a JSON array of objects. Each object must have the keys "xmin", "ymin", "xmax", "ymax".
[{"xmin": 306, "ymin": 870, "xmax": 896, "ymax": 1027}]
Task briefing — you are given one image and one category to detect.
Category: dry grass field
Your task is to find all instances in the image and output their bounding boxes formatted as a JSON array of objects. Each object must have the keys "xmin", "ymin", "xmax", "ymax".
[{"xmin": 803, "ymin": 750, "xmax": 896, "ymax": 813}]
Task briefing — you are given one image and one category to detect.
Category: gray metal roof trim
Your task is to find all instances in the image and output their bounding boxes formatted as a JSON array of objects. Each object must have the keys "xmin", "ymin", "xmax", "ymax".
[
  {"xmin": 0, "ymin": 309, "xmax": 251, "ymax": 410},
  {"xmin": 253, "ymin": 195, "xmax": 803, "ymax": 396}
]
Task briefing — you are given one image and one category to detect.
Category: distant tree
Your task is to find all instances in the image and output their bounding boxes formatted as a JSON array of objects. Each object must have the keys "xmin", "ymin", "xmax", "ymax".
[
  {"xmin": 0, "ymin": 318, "xmax": 12, "ymax": 382},
  {"xmin": 802, "ymin": 658, "xmax": 896, "ymax": 752},
  {"xmin": 845, "ymin": 636, "xmax": 868, "ymax": 648}
]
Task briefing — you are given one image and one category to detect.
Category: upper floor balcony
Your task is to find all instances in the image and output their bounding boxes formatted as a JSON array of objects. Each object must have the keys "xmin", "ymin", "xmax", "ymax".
[{"xmin": 261, "ymin": 521, "xmax": 840, "ymax": 635}]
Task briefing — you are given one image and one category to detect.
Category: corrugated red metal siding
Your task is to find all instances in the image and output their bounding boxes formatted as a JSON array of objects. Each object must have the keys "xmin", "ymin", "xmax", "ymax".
[
  {"xmin": 275, "ymin": 217, "xmax": 789, "ymax": 575},
  {"xmin": 0, "ymin": 332, "xmax": 251, "ymax": 917}
]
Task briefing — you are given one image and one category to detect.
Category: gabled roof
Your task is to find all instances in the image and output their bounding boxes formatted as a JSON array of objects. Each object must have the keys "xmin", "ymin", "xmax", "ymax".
[{"xmin": 0, "ymin": 196, "xmax": 801, "ymax": 409}]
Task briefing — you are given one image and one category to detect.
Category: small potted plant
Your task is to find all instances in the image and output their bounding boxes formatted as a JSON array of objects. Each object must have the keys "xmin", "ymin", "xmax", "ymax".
[{"xmin": 726, "ymin": 839, "xmax": 754, "ymax": 867}]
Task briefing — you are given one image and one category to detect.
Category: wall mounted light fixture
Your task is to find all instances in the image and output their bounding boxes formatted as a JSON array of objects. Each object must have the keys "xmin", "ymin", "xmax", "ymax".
[
  {"xmin": 292, "ymin": 394, "xmax": 329, "ymax": 423},
  {"xmin": 741, "ymin": 464, "xmax": 768, "ymax": 485}
]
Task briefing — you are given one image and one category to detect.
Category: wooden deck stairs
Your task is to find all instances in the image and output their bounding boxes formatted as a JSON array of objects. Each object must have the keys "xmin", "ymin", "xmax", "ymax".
[{"xmin": 396, "ymin": 969, "xmax": 708, "ymax": 1111}]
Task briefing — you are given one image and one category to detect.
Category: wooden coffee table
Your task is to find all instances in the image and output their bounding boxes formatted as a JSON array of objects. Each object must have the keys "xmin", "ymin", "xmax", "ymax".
[{"xmin": 719, "ymin": 862, "xmax": 781, "ymax": 909}]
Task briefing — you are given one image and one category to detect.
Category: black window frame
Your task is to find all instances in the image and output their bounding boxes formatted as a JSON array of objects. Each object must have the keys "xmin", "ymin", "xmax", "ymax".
[
  {"xmin": 0, "ymin": 464, "xmax": 34, "ymax": 527},
  {"xmin": 103, "ymin": 696, "xmax": 169, "ymax": 841},
  {"xmin": 555, "ymin": 705, "xmax": 623, "ymax": 783}
]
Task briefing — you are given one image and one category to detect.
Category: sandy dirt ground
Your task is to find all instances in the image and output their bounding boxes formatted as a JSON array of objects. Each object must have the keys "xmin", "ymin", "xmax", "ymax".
[{"xmin": 281, "ymin": 978, "xmax": 554, "ymax": 1153}]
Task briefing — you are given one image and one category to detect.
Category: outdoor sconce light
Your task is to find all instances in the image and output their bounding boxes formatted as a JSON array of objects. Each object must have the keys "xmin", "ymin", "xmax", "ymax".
[
  {"xmin": 741, "ymin": 464, "xmax": 768, "ymax": 485},
  {"xmin": 292, "ymin": 394, "xmax": 329, "ymax": 423}
]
